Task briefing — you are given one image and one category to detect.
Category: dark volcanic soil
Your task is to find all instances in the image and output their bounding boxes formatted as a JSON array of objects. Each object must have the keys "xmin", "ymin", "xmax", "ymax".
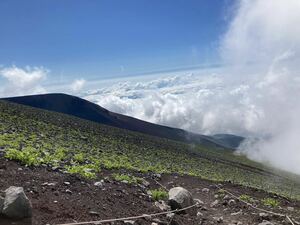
[{"xmin": 0, "ymin": 157, "xmax": 300, "ymax": 225}]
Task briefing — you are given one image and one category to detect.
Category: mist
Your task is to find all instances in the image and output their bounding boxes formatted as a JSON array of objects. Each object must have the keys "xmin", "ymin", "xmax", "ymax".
[{"xmin": 222, "ymin": 0, "xmax": 300, "ymax": 174}]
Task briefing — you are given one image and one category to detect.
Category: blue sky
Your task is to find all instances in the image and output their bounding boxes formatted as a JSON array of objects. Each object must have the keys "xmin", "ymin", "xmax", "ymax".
[{"xmin": 0, "ymin": 0, "xmax": 230, "ymax": 80}]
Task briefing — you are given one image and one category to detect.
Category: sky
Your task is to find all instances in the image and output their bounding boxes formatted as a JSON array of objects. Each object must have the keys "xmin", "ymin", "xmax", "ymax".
[
  {"xmin": 0, "ymin": 0, "xmax": 229, "ymax": 82},
  {"xmin": 1, "ymin": 0, "xmax": 300, "ymax": 174}
]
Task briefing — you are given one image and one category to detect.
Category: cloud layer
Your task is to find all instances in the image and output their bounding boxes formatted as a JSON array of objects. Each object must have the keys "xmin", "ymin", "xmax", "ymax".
[{"xmin": 85, "ymin": 0, "xmax": 300, "ymax": 174}]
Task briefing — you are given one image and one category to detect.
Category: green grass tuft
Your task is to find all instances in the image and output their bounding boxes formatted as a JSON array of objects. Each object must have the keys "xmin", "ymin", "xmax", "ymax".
[
  {"xmin": 150, "ymin": 189, "xmax": 168, "ymax": 201},
  {"xmin": 239, "ymin": 194, "xmax": 255, "ymax": 203},
  {"xmin": 112, "ymin": 173, "xmax": 143, "ymax": 184},
  {"xmin": 261, "ymin": 197, "xmax": 280, "ymax": 207}
]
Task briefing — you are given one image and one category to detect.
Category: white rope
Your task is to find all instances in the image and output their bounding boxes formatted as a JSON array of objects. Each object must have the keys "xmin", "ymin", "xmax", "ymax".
[
  {"xmin": 56, "ymin": 202, "xmax": 199, "ymax": 225},
  {"xmin": 215, "ymin": 185, "xmax": 296, "ymax": 225}
]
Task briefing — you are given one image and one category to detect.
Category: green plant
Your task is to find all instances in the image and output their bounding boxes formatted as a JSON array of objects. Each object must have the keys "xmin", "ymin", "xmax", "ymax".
[
  {"xmin": 261, "ymin": 198, "xmax": 279, "ymax": 207},
  {"xmin": 239, "ymin": 194, "xmax": 255, "ymax": 203},
  {"xmin": 112, "ymin": 173, "xmax": 143, "ymax": 184},
  {"xmin": 65, "ymin": 164, "xmax": 100, "ymax": 179},
  {"xmin": 217, "ymin": 189, "xmax": 226, "ymax": 198},
  {"xmin": 5, "ymin": 147, "xmax": 42, "ymax": 166},
  {"xmin": 73, "ymin": 153, "xmax": 85, "ymax": 163},
  {"xmin": 149, "ymin": 189, "xmax": 168, "ymax": 201}
]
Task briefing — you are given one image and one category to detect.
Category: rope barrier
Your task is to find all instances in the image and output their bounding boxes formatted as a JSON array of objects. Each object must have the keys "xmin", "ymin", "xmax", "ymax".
[
  {"xmin": 215, "ymin": 185, "xmax": 296, "ymax": 225},
  {"xmin": 56, "ymin": 202, "xmax": 199, "ymax": 225}
]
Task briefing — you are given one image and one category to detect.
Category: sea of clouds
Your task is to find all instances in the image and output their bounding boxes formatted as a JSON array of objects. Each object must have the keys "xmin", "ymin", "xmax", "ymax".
[{"xmin": 84, "ymin": 0, "xmax": 300, "ymax": 174}]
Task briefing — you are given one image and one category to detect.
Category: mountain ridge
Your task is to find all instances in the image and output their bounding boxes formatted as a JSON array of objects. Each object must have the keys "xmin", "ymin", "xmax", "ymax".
[{"xmin": 2, "ymin": 93, "xmax": 244, "ymax": 149}]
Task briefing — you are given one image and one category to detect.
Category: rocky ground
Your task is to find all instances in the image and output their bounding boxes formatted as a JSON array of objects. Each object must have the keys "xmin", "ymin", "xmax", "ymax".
[{"xmin": 0, "ymin": 157, "xmax": 300, "ymax": 225}]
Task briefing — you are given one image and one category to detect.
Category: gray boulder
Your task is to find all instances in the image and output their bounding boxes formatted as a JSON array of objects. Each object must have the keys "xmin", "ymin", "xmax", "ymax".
[
  {"xmin": 2, "ymin": 186, "xmax": 32, "ymax": 219},
  {"xmin": 168, "ymin": 187, "xmax": 194, "ymax": 213}
]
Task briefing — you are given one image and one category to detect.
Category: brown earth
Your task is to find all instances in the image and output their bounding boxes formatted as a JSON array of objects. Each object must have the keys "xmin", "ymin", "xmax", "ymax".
[{"xmin": 0, "ymin": 157, "xmax": 300, "ymax": 225}]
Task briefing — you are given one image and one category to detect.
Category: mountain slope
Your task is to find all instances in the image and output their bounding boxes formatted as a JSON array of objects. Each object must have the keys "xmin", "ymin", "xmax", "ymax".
[
  {"xmin": 211, "ymin": 134, "xmax": 245, "ymax": 149},
  {"xmin": 3, "ymin": 93, "xmax": 243, "ymax": 149},
  {"xmin": 1, "ymin": 99, "xmax": 300, "ymax": 200}
]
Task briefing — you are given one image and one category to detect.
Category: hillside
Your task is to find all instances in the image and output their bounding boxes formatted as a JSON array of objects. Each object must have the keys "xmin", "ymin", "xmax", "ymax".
[
  {"xmin": 1, "ymin": 100, "xmax": 300, "ymax": 224},
  {"xmin": 3, "ymin": 93, "xmax": 243, "ymax": 149}
]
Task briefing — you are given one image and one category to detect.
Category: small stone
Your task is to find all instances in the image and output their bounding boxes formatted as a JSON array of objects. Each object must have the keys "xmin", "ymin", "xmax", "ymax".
[
  {"xmin": 65, "ymin": 189, "xmax": 72, "ymax": 194},
  {"xmin": 231, "ymin": 210, "xmax": 242, "ymax": 216},
  {"xmin": 210, "ymin": 199, "xmax": 219, "ymax": 208},
  {"xmin": 228, "ymin": 199, "xmax": 235, "ymax": 205},
  {"xmin": 94, "ymin": 181, "xmax": 104, "ymax": 187},
  {"xmin": 201, "ymin": 206, "xmax": 208, "ymax": 211},
  {"xmin": 155, "ymin": 200, "xmax": 170, "ymax": 211},
  {"xmin": 202, "ymin": 188, "xmax": 210, "ymax": 193},
  {"xmin": 196, "ymin": 211, "xmax": 203, "ymax": 217},
  {"xmin": 123, "ymin": 220, "xmax": 135, "ymax": 224},
  {"xmin": 63, "ymin": 182, "xmax": 70, "ymax": 186},
  {"xmin": 52, "ymin": 166, "xmax": 59, "ymax": 171},
  {"xmin": 153, "ymin": 173, "xmax": 162, "ymax": 179},
  {"xmin": 152, "ymin": 218, "xmax": 163, "ymax": 224},
  {"xmin": 142, "ymin": 180, "xmax": 150, "ymax": 187},
  {"xmin": 223, "ymin": 194, "xmax": 231, "ymax": 200},
  {"xmin": 259, "ymin": 213, "xmax": 270, "ymax": 220},
  {"xmin": 258, "ymin": 221, "xmax": 274, "ymax": 225},
  {"xmin": 213, "ymin": 216, "xmax": 223, "ymax": 223},
  {"xmin": 89, "ymin": 210, "xmax": 100, "ymax": 216},
  {"xmin": 194, "ymin": 198, "xmax": 204, "ymax": 206},
  {"xmin": 166, "ymin": 213, "xmax": 175, "ymax": 219},
  {"xmin": 42, "ymin": 182, "xmax": 56, "ymax": 186}
]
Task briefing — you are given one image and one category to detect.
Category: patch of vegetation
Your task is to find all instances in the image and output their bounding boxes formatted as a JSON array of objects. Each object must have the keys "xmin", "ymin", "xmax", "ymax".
[
  {"xmin": 112, "ymin": 173, "xmax": 143, "ymax": 184},
  {"xmin": 149, "ymin": 189, "xmax": 168, "ymax": 201},
  {"xmin": 1, "ymin": 100, "xmax": 300, "ymax": 199},
  {"xmin": 239, "ymin": 194, "xmax": 255, "ymax": 203},
  {"xmin": 261, "ymin": 198, "xmax": 280, "ymax": 207},
  {"xmin": 216, "ymin": 189, "xmax": 226, "ymax": 198},
  {"xmin": 5, "ymin": 147, "xmax": 42, "ymax": 166},
  {"xmin": 73, "ymin": 153, "xmax": 85, "ymax": 163},
  {"xmin": 65, "ymin": 164, "xmax": 100, "ymax": 179}
]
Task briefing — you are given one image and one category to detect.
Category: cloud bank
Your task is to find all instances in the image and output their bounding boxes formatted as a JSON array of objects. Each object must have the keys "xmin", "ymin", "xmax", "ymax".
[
  {"xmin": 0, "ymin": 66, "xmax": 48, "ymax": 97},
  {"xmin": 222, "ymin": 0, "xmax": 300, "ymax": 174},
  {"xmin": 85, "ymin": 0, "xmax": 300, "ymax": 174}
]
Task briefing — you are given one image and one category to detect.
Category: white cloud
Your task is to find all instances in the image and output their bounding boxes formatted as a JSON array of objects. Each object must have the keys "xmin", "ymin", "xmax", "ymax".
[
  {"xmin": 84, "ymin": 0, "xmax": 300, "ymax": 174},
  {"xmin": 221, "ymin": 0, "xmax": 300, "ymax": 67},
  {"xmin": 70, "ymin": 79, "xmax": 86, "ymax": 92},
  {"xmin": 0, "ymin": 66, "xmax": 48, "ymax": 97},
  {"xmin": 221, "ymin": 0, "xmax": 300, "ymax": 174}
]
